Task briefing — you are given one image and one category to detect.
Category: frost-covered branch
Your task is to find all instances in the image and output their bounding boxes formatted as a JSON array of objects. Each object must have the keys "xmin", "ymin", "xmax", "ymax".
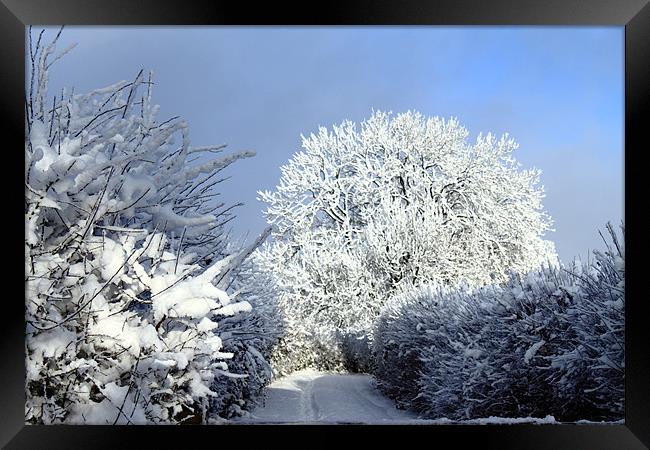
[{"xmin": 25, "ymin": 30, "xmax": 268, "ymax": 424}]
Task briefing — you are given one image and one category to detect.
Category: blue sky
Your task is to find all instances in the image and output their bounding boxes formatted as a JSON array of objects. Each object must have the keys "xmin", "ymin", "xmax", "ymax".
[{"xmin": 36, "ymin": 26, "xmax": 624, "ymax": 264}]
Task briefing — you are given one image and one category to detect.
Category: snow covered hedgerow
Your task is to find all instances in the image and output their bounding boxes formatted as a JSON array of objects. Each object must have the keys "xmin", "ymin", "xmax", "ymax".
[
  {"xmin": 373, "ymin": 223, "xmax": 624, "ymax": 421},
  {"xmin": 372, "ymin": 282, "xmax": 480, "ymax": 411},
  {"xmin": 26, "ymin": 231, "xmax": 251, "ymax": 424},
  {"xmin": 206, "ymin": 239, "xmax": 285, "ymax": 418},
  {"xmin": 539, "ymin": 223, "xmax": 624, "ymax": 420},
  {"xmin": 269, "ymin": 321, "xmax": 348, "ymax": 378},
  {"xmin": 252, "ymin": 241, "xmax": 349, "ymax": 377},
  {"xmin": 25, "ymin": 29, "xmax": 267, "ymax": 424},
  {"xmin": 258, "ymin": 110, "xmax": 557, "ymax": 371},
  {"xmin": 340, "ymin": 329, "xmax": 374, "ymax": 374}
]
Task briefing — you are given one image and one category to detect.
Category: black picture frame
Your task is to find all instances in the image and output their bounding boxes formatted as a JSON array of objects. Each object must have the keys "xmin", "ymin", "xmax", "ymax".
[{"xmin": 2, "ymin": 0, "xmax": 647, "ymax": 448}]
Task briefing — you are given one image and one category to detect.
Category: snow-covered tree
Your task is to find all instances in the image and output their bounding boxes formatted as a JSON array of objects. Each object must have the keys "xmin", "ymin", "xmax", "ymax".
[
  {"xmin": 258, "ymin": 110, "xmax": 557, "ymax": 370},
  {"xmin": 25, "ymin": 28, "xmax": 268, "ymax": 424}
]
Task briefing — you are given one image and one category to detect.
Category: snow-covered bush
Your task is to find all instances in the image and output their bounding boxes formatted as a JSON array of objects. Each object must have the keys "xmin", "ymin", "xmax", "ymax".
[
  {"xmin": 258, "ymin": 110, "xmax": 557, "ymax": 371},
  {"xmin": 340, "ymin": 329, "xmax": 374, "ymax": 374},
  {"xmin": 373, "ymin": 282, "xmax": 473, "ymax": 411},
  {"xmin": 206, "ymin": 236, "xmax": 284, "ymax": 417},
  {"xmin": 25, "ymin": 29, "xmax": 269, "ymax": 424},
  {"xmin": 373, "ymin": 223, "xmax": 624, "ymax": 421},
  {"xmin": 268, "ymin": 317, "xmax": 347, "ymax": 377}
]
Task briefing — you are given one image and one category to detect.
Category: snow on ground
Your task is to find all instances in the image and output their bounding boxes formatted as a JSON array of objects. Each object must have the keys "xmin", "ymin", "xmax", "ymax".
[
  {"xmin": 234, "ymin": 369, "xmax": 419, "ymax": 424},
  {"xmin": 232, "ymin": 369, "xmax": 593, "ymax": 425}
]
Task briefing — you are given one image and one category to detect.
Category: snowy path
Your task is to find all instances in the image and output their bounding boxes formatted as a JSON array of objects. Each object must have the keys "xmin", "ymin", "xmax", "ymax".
[
  {"xmin": 231, "ymin": 370, "xmax": 566, "ymax": 425},
  {"xmin": 234, "ymin": 369, "xmax": 421, "ymax": 424}
]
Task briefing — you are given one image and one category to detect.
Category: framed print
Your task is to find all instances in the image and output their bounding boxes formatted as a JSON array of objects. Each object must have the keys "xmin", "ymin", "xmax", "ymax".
[{"xmin": 2, "ymin": 0, "xmax": 648, "ymax": 448}]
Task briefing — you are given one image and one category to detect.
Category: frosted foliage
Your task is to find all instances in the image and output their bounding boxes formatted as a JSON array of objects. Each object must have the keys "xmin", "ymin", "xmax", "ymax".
[
  {"xmin": 207, "ymin": 242, "xmax": 283, "ymax": 418},
  {"xmin": 25, "ymin": 30, "xmax": 265, "ymax": 424},
  {"xmin": 258, "ymin": 111, "xmax": 557, "ymax": 369},
  {"xmin": 373, "ymin": 223, "xmax": 624, "ymax": 421}
]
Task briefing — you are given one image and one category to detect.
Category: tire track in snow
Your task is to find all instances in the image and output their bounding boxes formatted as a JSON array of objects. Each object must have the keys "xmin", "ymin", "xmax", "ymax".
[
  {"xmin": 236, "ymin": 369, "xmax": 418, "ymax": 424},
  {"xmin": 298, "ymin": 375, "xmax": 320, "ymax": 421}
]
